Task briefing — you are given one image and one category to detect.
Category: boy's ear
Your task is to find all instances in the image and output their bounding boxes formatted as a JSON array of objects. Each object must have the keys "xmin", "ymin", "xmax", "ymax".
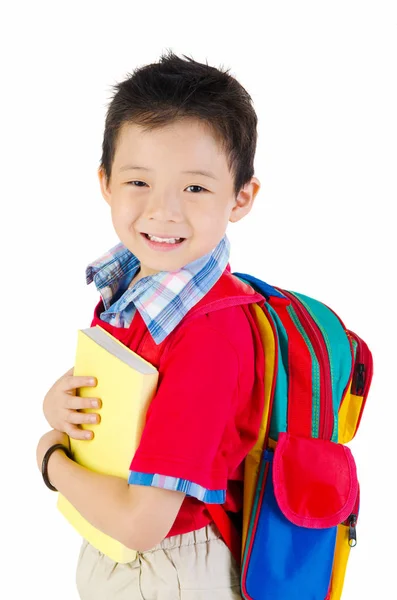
[
  {"xmin": 229, "ymin": 177, "xmax": 260, "ymax": 223},
  {"xmin": 98, "ymin": 167, "xmax": 112, "ymax": 207}
]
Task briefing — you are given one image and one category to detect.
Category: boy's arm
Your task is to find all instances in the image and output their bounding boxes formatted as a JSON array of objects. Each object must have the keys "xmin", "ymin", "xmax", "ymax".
[{"xmin": 39, "ymin": 432, "xmax": 185, "ymax": 552}]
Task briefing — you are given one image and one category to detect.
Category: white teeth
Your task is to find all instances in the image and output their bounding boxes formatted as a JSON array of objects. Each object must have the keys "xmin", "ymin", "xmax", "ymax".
[{"xmin": 147, "ymin": 234, "xmax": 182, "ymax": 244}]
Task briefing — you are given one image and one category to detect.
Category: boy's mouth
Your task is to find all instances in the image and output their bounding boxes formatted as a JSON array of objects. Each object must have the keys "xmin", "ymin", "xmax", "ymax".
[
  {"xmin": 141, "ymin": 232, "xmax": 187, "ymax": 250},
  {"xmin": 143, "ymin": 233, "xmax": 185, "ymax": 244}
]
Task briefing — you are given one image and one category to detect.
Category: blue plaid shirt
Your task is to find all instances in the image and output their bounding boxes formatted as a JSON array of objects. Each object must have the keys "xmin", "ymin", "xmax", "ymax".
[{"xmin": 85, "ymin": 234, "xmax": 231, "ymax": 503}]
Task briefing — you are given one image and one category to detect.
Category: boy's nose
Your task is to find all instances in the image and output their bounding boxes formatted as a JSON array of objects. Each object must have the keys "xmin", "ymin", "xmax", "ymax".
[{"xmin": 145, "ymin": 193, "xmax": 183, "ymax": 221}]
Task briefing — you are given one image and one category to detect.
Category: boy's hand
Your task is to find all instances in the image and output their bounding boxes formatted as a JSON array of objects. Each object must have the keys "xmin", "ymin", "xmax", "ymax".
[{"xmin": 43, "ymin": 367, "xmax": 101, "ymax": 440}]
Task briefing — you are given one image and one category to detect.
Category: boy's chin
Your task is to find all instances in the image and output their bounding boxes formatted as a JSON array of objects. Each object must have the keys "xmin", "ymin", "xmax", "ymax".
[
  {"xmin": 139, "ymin": 241, "xmax": 195, "ymax": 272},
  {"xmin": 144, "ymin": 257, "xmax": 188, "ymax": 273}
]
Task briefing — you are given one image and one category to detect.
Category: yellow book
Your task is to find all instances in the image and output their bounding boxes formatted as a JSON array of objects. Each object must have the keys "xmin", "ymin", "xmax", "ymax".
[{"xmin": 57, "ymin": 325, "xmax": 159, "ymax": 563}]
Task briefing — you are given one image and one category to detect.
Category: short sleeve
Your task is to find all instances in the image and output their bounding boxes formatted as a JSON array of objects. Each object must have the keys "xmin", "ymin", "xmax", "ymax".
[{"xmin": 128, "ymin": 316, "xmax": 240, "ymax": 503}]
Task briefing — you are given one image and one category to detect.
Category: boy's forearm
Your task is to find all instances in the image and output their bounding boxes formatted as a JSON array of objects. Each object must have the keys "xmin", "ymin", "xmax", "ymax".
[{"xmin": 48, "ymin": 450, "xmax": 136, "ymax": 548}]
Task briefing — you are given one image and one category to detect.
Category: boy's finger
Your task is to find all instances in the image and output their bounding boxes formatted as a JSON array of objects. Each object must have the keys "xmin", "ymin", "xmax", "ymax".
[
  {"xmin": 66, "ymin": 395, "xmax": 102, "ymax": 410},
  {"xmin": 67, "ymin": 410, "xmax": 101, "ymax": 426},
  {"xmin": 65, "ymin": 423, "xmax": 95, "ymax": 441},
  {"xmin": 67, "ymin": 375, "xmax": 97, "ymax": 389}
]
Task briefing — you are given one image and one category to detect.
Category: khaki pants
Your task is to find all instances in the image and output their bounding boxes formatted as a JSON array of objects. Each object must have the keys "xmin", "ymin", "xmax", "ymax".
[{"xmin": 76, "ymin": 523, "xmax": 242, "ymax": 599}]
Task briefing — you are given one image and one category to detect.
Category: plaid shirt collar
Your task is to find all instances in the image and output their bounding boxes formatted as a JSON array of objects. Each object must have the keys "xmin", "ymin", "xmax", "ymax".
[{"xmin": 85, "ymin": 235, "xmax": 231, "ymax": 344}]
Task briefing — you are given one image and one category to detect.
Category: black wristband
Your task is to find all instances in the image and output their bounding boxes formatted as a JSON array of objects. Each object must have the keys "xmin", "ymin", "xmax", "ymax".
[{"xmin": 41, "ymin": 443, "xmax": 73, "ymax": 491}]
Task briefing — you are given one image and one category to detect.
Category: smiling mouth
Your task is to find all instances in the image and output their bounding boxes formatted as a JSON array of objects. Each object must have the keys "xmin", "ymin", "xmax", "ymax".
[{"xmin": 141, "ymin": 233, "xmax": 186, "ymax": 244}]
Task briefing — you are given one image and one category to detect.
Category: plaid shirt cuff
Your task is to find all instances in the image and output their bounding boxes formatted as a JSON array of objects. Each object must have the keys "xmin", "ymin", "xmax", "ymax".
[{"xmin": 128, "ymin": 470, "xmax": 226, "ymax": 504}]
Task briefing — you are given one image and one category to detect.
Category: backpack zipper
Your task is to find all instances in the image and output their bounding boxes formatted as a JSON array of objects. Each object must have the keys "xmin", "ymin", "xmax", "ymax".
[
  {"xmin": 347, "ymin": 330, "xmax": 373, "ymax": 397},
  {"xmin": 342, "ymin": 330, "xmax": 373, "ymax": 435},
  {"xmin": 276, "ymin": 289, "xmax": 334, "ymax": 440},
  {"xmin": 343, "ymin": 484, "xmax": 360, "ymax": 547},
  {"xmin": 347, "ymin": 514, "xmax": 358, "ymax": 547}
]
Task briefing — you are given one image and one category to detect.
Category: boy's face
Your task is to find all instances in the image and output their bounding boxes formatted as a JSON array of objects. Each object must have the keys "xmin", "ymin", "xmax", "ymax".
[{"xmin": 99, "ymin": 118, "xmax": 260, "ymax": 279}]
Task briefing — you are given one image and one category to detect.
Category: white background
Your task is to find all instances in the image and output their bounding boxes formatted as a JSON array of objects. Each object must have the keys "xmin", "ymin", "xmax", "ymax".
[{"xmin": 1, "ymin": 1, "xmax": 396, "ymax": 598}]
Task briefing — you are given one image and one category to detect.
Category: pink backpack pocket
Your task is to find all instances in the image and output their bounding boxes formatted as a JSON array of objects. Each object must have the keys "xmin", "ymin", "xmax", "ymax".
[{"xmin": 273, "ymin": 432, "xmax": 359, "ymax": 529}]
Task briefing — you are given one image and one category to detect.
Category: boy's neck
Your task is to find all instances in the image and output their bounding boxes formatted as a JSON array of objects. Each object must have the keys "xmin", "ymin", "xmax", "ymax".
[
  {"xmin": 128, "ymin": 269, "xmax": 143, "ymax": 289},
  {"xmin": 128, "ymin": 266, "xmax": 159, "ymax": 289}
]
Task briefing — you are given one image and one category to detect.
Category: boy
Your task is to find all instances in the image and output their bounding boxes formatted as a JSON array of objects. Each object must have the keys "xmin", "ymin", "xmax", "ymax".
[{"xmin": 36, "ymin": 50, "xmax": 266, "ymax": 599}]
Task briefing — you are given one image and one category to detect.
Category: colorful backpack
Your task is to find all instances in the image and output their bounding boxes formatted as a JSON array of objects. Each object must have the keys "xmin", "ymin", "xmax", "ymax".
[{"xmin": 206, "ymin": 272, "xmax": 373, "ymax": 600}]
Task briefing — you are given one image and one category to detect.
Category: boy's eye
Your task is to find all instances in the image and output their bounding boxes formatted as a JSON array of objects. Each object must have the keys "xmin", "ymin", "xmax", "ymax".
[
  {"xmin": 127, "ymin": 180, "xmax": 147, "ymax": 187},
  {"xmin": 185, "ymin": 185, "xmax": 206, "ymax": 193},
  {"xmin": 126, "ymin": 181, "xmax": 207, "ymax": 193}
]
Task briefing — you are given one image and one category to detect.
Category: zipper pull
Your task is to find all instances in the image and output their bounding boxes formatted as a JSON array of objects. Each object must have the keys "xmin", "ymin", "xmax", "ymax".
[
  {"xmin": 354, "ymin": 363, "xmax": 365, "ymax": 395},
  {"xmin": 348, "ymin": 514, "xmax": 357, "ymax": 547}
]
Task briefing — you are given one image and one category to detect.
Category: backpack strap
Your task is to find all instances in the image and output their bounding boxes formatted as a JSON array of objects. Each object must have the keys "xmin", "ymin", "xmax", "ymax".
[
  {"xmin": 204, "ymin": 299, "xmax": 267, "ymax": 568},
  {"xmin": 232, "ymin": 272, "xmax": 287, "ymax": 300},
  {"xmin": 204, "ymin": 273, "xmax": 280, "ymax": 565},
  {"xmin": 205, "ymin": 504, "xmax": 242, "ymax": 566}
]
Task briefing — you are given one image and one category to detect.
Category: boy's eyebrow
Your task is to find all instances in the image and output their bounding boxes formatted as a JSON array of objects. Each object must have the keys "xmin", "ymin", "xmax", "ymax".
[{"xmin": 119, "ymin": 165, "xmax": 218, "ymax": 180}]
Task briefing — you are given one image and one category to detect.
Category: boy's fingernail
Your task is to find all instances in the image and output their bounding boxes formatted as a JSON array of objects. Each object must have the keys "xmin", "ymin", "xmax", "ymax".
[
  {"xmin": 91, "ymin": 400, "xmax": 99, "ymax": 407},
  {"xmin": 85, "ymin": 432, "xmax": 92, "ymax": 439},
  {"xmin": 89, "ymin": 378, "xmax": 96, "ymax": 385}
]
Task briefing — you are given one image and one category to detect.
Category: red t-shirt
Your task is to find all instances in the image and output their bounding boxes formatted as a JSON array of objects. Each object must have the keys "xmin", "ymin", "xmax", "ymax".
[{"xmin": 90, "ymin": 274, "xmax": 264, "ymax": 537}]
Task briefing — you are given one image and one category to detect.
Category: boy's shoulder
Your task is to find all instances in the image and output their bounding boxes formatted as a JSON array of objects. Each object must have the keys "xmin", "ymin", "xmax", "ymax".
[
  {"xmin": 167, "ymin": 269, "xmax": 264, "ymax": 356},
  {"xmin": 186, "ymin": 268, "xmax": 263, "ymax": 318}
]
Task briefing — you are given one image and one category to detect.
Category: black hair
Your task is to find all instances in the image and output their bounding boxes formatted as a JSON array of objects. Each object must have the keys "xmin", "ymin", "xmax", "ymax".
[{"xmin": 100, "ymin": 49, "xmax": 258, "ymax": 197}]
